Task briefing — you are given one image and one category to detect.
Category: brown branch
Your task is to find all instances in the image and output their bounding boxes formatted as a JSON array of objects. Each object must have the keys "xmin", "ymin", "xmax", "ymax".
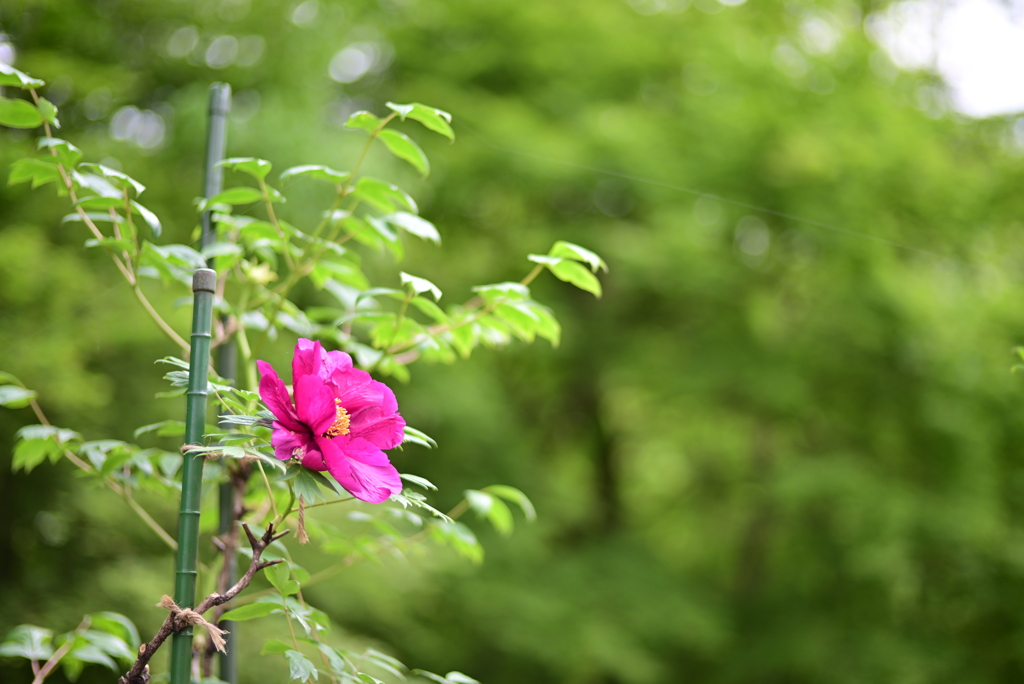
[{"xmin": 118, "ymin": 523, "xmax": 289, "ymax": 684}]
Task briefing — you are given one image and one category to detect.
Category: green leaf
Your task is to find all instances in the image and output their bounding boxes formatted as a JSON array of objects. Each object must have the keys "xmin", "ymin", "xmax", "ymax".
[
  {"xmin": 316, "ymin": 643, "xmax": 348, "ymax": 676},
  {"xmin": 8, "ymin": 157, "xmax": 62, "ymax": 189},
  {"xmin": 82, "ymin": 629, "xmax": 133, "ymax": 662},
  {"xmin": 13, "ymin": 425, "xmax": 79, "ymax": 472},
  {"xmin": 400, "ymin": 272, "xmax": 441, "ymax": 300},
  {"xmin": 201, "ymin": 241, "xmax": 243, "ymax": 259},
  {"xmin": 280, "ymin": 164, "xmax": 350, "ymax": 185},
  {"xmin": 351, "ymin": 177, "xmax": 417, "ymax": 214},
  {"xmin": 0, "ymin": 625, "xmax": 54, "ymax": 660},
  {"xmin": 550, "ymin": 259, "xmax": 602, "ymax": 297},
  {"xmin": 267, "ymin": 561, "xmax": 301, "ymax": 596},
  {"xmin": 0, "ymin": 385, "xmax": 37, "ymax": 408},
  {"xmin": 218, "ymin": 602, "xmax": 281, "ymax": 622},
  {"xmin": 87, "ymin": 613, "xmax": 140, "ymax": 651},
  {"xmin": 131, "ymin": 201, "xmax": 162, "ymax": 237},
  {"xmin": 133, "ymin": 419, "xmax": 186, "ymax": 439},
  {"xmin": 482, "ymin": 485, "xmax": 536, "ymax": 522},
  {"xmin": 386, "ymin": 102, "xmax": 455, "ymax": 140},
  {"xmin": 465, "ymin": 489, "xmax": 514, "ymax": 536},
  {"xmin": 430, "ymin": 522, "xmax": 482, "ymax": 563},
  {"xmin": 261, "ymin": 639, "xmax": 294, "ymax": 655},
  {"xmin": 377, "ymin": 129, "xmax": 430, "ymax": 176},
  {"xmin": 445, "ymin": 673, "xmax": 481, "ymax": 684},
  {"xmin": 78, "ymin": 163, "xmax": 145, "ymax": 195},
  {"xmin": 385, "ymin": 212, "xmax": 440, "ymax": 244},
  {"xmin": 549, "ymin": 240, "xmax": 608, "ymax": 272},
  {"xmin": 471, "ymin": 282, "xmax": 530, "ymax": 301},
  {"xmin": 402, "ymin": 426, "xmax": 437, "ymax": 448},
  {"xmin": 409, "ymin": 296, "xmax": 448, "ymax": 323},
  {"xmin": 37, "ymin": 97, "xmax": 59, "ymax": 128},
  {"xmin": 529, "ymin": 256, "xmax": 602, "ymax": 297},
  {"xmin": 345, "ymin": 110, "xmax": 382, "ymax": 133},
  {"xmin": 286, "ymin": 650, "xmax": 318, "ymax": 682},
  {"xmin": 218, "ymin": 157, "xmax": 272, "ymax": 180},
  {"xmin": 399, "ymin": 473, "xmax": 438, "ymax": 490},
  {"xmin": 0, "ymin": 97, "xmax": 43, "ymax": 128},
  {"xmin": 67, "ymin": 642, "xmax": 117, "ymax": 671},
  {"xmin": 75, "ymin": 196, "xmax": 123, "ymax": 211},
  {"xmin": 0, "ymin": 62, "xmax": 44, "ymax": 89},
  {"xmin": 202, "ymin": 186, "xmax": 264, "ymax": 210},
  {"xmin": 37, "ymin": 137, "xmax": 82, "ymax": 167}
]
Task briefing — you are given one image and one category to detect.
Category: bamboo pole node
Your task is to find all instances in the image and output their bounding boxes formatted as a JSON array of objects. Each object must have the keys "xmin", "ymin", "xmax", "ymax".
[{"xmin": 157, "ymin": 596, "xmax": 229, "ymax": 653}]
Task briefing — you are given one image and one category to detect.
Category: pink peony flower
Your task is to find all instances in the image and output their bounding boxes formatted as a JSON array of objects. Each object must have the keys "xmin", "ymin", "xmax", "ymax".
[{"xmin": 257, "ymin": 338, "xmax": 406, "ymax": 503}]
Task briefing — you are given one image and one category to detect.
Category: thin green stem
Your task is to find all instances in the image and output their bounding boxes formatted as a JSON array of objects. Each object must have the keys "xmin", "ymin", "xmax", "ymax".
[
  {"xmin": 31, "ymin": 618, "xmax": 90, "ymax": 684},
  {"xmin": 27, "ymin": 396, "xmax": 177, "ymax": 550},
  {"xmin": 260, "ymin": 178, "xmax": 295, "ymax": 271},
  {"xmin": 252, "ymin": 113, "xmax": 397, "ymax": 355},
  {"xmin": 29, "ymin": 88, "xmax": 189, "ymax": 353},
  {"xmin": 257, "ymin": 461, "xmax": 279, "ymax": 522}
]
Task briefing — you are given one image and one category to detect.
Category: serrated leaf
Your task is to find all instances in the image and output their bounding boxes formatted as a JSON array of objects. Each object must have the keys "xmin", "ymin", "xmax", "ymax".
[
  {"xmin": 0, "ymin": 96, "xmax": 43, "ymax": 128},
  {"xmin": 377, "ymin": 129, "xmax": 429, "ymax": 176}
]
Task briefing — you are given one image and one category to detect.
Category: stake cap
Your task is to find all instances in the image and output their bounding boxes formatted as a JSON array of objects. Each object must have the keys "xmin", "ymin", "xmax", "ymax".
[
  {"xmin": 209, "ymin": 83, "xmax": 232, "ymax": 116},
  {"xmin": 193, "ymin": 268, "xmax": 217, "ymax": 294}
]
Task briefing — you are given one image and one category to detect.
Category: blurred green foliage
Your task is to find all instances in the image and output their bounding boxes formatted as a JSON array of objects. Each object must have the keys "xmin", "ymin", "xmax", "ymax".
[{"xmin": 3, "ymin": 0, "xmax": 1024, "ymax": 682}]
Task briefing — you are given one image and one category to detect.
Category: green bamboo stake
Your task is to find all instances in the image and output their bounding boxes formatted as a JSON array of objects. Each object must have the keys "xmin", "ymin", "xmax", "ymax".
[
  {"xmin": 169, "ymin": 268, "xmax": 216, "ymax": 684},
  {"xmin": 199, "ymin": 82, "xmax": 240, "ymax": 684}
]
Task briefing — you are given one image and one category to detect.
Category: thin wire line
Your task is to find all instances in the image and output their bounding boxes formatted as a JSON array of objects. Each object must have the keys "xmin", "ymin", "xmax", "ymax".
[{"xmin": 453, "ymin": 118, "xmax": 997, "ymax": 269}]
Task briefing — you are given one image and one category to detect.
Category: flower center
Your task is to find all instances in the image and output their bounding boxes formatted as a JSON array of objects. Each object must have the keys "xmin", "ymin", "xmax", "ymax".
[{"xmin": 324, "ymin": 398, "xmax": 350, "ymax": 438}]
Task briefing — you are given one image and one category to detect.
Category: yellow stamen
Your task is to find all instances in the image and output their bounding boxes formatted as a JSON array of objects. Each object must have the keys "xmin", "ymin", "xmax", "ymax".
[{"xmin": 325, "ymin": 398, "xmax": 350, "ymax": 437}]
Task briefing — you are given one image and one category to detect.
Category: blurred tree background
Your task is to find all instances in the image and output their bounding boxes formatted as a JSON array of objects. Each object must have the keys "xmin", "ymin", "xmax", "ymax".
[{"xmin": 3, "ymin": 0, "xmax": 1024, "ymax": 682}]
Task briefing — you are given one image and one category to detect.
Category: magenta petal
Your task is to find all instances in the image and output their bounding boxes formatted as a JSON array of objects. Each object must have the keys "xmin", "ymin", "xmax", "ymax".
[
  {"xmin": 271, "ymin": 426, "xmax": 314, "ymax": 462},
  {"xmin": 291, "ymin": 338, "xmax": 321, "ymax": 384},
  {"xmin": 318, "ymin": 436, "xmax": 402, "ymax": 503},
  {"xmin": 330, "ymin": 367, "xmax": 396, "ymax": 413},
  {"xmin": 348, "ymin": 407, "xmax": 406, "ymax": 450},
  {"xmin": 257, "ymin": 361, "xmax": 303, "ymax": 432},
  {"xmin": 294, "ymin": 374, "xmax": 338, "ymax": 436}
]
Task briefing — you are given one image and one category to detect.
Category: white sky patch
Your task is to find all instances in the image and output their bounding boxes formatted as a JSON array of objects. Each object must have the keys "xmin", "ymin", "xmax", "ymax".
[{"xmin": 867, "ymin": 0, "xmax": 1024, "ymax": 118}]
